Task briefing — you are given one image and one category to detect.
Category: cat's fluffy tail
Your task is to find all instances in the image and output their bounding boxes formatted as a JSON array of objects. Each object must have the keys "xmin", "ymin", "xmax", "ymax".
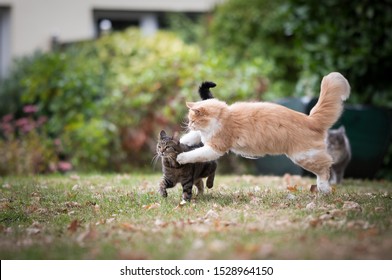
[
  {"xmin": 199, "ymin": 81, "xmax": 216, "ymax": 100},
  {"xmin": 308, "ymin": 72, "xmax": 350, "ymax": 131}
]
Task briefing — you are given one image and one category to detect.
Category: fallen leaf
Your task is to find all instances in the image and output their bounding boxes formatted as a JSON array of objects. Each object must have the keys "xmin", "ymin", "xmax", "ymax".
[
  {"xmin": 174, "ymin": 200, "xmax": 188, "ymax": 210},
  {"xmin": 346, "ymin": 220, "xmax": 369, "ymax": 230},
  {"xmin": 121, "ymin": 223, "xmax": 138, "ymax": 231},
  {"xmin": 287, "ymin": 193, "xmax": 296, "ymax": 200},
  {"xmin": 343, "ymin": 201, "xmax": 362, "ymax": 212},
  {"xmin": 106, "ymin": 217, "xmax": 115, "ymax": 223},
  {"xmin": 287, "ymin": 185, "xmax": 298, "ymax": 192},
  {"xmin": 306, "ymin": 201, "xmax": 316, "ymax": 210},
  {"xmin": 205, "ymin": 209, "xmax": 219, "ymax": 220},
  {"xmin": 154, "ymin": 219, "xmax": 168, "ymax": 228},
  {"xmin": 329, "ymin": 209, "xmax": 345, "ymax": 217},
  {"xmin": 25, "ymin": 205, "xmax": 38, "ymax": 214},
  {"xmin": 67, "ymin": 219, "xmax": 81, "ymax": 233},
  {"xmin": 358, "ymin": 228, "xmax": 379, "ymax": 239},
  {"xmin": 319, "ymin": 213, "xmax": 333, "ymax": 221},
  {"xmin": 308, "ymin": 217, "xmax": 322, "ymax": 227},
  {"xmin": 65, "ymin": 201, "xmax": 81, "ymax": 208},
  {"xmin": 0, "ymin": 202, "xmax": 12, "ymax": 210},
  {"xmin": 310, "ymin": 185, "xmax": 318, "ymax": 193},
  {"xmin": 76, "ymin": 226, "xmax": 97, "ymax": 244},
  {"xmin": 142, "ymin": 202, "xmax": 160, "ymax": 210},
  {"xmin": 26, "ymin": 227, "xmax": 41, "ymax": 235},
  {"xmin": 70, "ymin": 174, "xmax": 80, "ymax": 180},
  {"xmin": 26, "ymin": 222, "xmax": 42, "ymax": 235}
]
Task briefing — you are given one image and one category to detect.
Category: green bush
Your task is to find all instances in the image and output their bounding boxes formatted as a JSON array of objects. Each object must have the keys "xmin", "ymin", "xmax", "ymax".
[
  {"xmin": 0, "ymin": 29, "xmax": 271, "ymax": 173},
  {"xmin": 209, "ymin": 0, "xmax": 299, "ymax": 95},
  {"xmin": 97, "ymin": 30, "xmax": 272, "ymax": 169},
  {"xmin": 287, "ymin": 0, "xmax": 392, "ymax": 106},
  {"xmin": 210, "ymin": 0, "xmax": 392, "ymax": 106}
]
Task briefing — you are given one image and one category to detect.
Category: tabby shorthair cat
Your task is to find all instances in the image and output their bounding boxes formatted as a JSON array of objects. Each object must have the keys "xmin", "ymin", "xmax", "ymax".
[
  {"xmin": 156, "ymin": 130, "xmax": 217, "ymax": 202},
  {"xmin": 327, "ymin": 126, "xmax": 351, "ymax": 184},
  {"xmin": 178, "ymin": 72, "xmax": 350, "ymax": 194}
]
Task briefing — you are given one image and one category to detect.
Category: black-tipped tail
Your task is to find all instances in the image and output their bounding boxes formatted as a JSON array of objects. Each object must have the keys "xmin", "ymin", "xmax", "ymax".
[{"xmin": 199, "ymin": 81, "xmax": 216, "ymax": 100}]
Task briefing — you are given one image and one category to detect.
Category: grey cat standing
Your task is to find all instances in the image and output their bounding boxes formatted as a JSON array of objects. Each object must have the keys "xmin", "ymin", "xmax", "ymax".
[
  {"xmin": 156, "ymin": 130, "xmax": 217, "ymax": 202},
  {"xmin": 327, "ymin": 126, "xmax": 351, "ymax": 184}
]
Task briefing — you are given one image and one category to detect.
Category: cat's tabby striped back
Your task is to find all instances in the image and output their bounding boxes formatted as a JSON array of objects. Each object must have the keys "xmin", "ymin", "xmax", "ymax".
[{"xmin": 157, "ymin": 130, "xmax": 217, "ymax": 202}]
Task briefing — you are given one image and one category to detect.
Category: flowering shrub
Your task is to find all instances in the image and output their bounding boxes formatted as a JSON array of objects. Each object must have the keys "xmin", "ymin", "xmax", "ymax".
[{"xmin": 0, "ymin": 105, "xmax": 68, "ymax": 175}]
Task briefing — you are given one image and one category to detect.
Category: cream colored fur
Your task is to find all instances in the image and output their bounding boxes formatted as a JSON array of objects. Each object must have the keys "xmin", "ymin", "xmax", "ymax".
[{"xmin": 177, "ymin": 72, "xmax": 350, "ymax": 193}]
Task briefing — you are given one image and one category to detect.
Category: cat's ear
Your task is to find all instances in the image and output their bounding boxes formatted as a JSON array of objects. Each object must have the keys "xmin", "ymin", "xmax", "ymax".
[
  {"xmin": 186, "ymin": 102, "xmax": 196, "ymax": 109},
  {"xmin": 159, "ymin": 130, "xmax": 167, "ymax": 139},
  {"xmin": 338, "ymin": 126, "xmax": 346, "ymax": 133},
  {"xmin": 186, "ymin": 102, "xmax": 202, "ymax": 115}
]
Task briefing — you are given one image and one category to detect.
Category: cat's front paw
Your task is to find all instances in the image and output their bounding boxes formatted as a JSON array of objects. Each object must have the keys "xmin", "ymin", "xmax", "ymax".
[
  {"xmin": 158, "ymin": 187, "xmax": 168, "ymax": 197},
  {"xmin": 179, "ymin": 131, "xmax": 201, "ymax": 146},
  {"xmin": 176, "ymin": 153, "xmax": 189, "ymax": 165}
]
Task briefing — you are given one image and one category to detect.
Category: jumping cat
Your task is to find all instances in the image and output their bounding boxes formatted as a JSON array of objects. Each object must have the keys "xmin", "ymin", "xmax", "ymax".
[
  {"xmin": 327, "ymin": 126, "xmax": 351, "ymax": 184},
  {"xmin": 177, "ymin": 72, "xmax": 350, "ymax": 194},
  {"xmin": 156, "ymin": 130, "xmax": 217, "ymax": 202}
]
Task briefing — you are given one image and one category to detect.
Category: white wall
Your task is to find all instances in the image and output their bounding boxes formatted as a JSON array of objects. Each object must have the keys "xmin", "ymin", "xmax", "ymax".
[
  {"xmin": 0, "ymin": 7, "xmax": 11, "ymax": 78},
  {"xmin": 0, "ymin": 0, "xmax": 222, "ymax": 60}
]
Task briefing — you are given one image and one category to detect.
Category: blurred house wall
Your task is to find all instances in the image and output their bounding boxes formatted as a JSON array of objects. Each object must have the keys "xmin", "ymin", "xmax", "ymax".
[{"xmin": 0, "ymin": 0, "xmax": 222, "ymax": 78}]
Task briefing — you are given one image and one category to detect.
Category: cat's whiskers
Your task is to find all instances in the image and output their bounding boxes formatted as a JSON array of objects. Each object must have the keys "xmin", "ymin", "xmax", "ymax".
[
  {"xmin": 151, "ymin": 153, "xmax": 161, "ymax": 169},
  {"xmin": 180, "ymin": 118, "xmax": 190, "ymax": 133}
]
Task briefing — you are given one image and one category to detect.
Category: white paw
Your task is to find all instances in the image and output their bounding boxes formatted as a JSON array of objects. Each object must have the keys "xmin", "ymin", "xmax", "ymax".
[
  {"xmin": 179, "ymin": 137, "xmax": 191, "ymax": 145},
  {"xmin": 176, "ymin": 153, "xmax": 188, "ymax": 165},
  {"xmin": 318, "ymin": 180, "xmax": 331, "ymax": 194},
  {"xmin": 179, "ymin": 131, "xmax": 201, "ymax": 146}
]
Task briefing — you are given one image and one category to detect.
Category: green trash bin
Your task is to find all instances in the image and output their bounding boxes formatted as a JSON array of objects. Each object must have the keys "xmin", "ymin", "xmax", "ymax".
[{"xmin": 255, "ymin": 98, "xmax": 392, "ymax": 179}]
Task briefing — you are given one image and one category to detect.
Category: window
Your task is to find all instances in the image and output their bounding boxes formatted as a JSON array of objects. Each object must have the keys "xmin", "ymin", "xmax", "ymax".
[
  {"xmin": 0, "ymin": 7, "xmax": 11, "ymax": 79},
  {"xmin": 93, "ymin": 10, "xmax": 160, "ymax": 37}
]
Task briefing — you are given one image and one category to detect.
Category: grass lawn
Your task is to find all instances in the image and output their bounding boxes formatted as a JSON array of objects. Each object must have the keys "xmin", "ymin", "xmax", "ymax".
[{"xmin": 0, "ymin": 173, "xmax": 391, "ymax": 259}]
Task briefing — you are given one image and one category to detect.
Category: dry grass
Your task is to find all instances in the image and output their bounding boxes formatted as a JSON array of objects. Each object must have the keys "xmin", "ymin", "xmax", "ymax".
[{"xmin": 0, "ymin": 173, "xmax": 391, "ymax": 259}]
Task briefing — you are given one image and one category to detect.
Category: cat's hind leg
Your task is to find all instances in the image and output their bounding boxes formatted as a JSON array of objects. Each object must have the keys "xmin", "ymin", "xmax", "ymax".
[
  {"xmin": 329, "ymin": 168, "xmax": 338, "ymax": 185},
  {"xmin": 206, "ymin": 163, "xmax": 217, "ymax": 189},
  {"xmin": 194, "ymin": 179, "xmax": 204, "ymax": 196},
  {"xmin": 334, "ymin": 168, "xmax": 345, "ymax": 184},
  {"xmin": 181, "ymin": 178, "xmax": 194, "ymax": 202},
  {"xmin": 290, "ymin": 149, "xmax": 333, "ymax": 193},
  {"xmin": 206, "ymin": 173, "xmax": 215, "ymax": 189}
]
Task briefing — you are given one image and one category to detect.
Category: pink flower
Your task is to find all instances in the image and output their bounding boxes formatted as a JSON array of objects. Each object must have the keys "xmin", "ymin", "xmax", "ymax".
[
  {"xmin": 21, "ymin": 123, "xmax": 35, "ymax": 133},
  {"xmin": 58, "ymin": 161, "xmax": 72, "ymax": 172},
  {"xmin": 37, "ymin": 116, "xmax": 48, "ymax": 126},
  {"xmin": 15, "ymin": 118, "xmax": 29, "ymax": 127},
  {"xmin": 23, "ymin": 105, "xmax": 38, "ymax": 114},
  {"xmin": 2, "ymin": 114, "xmax": 13, "ymax": 123},
  {"xmin": 54, "ymin": 138, "xmax": 62, "ymax": 146},
  {"xmin": 1, "ymin": 123, "xmax": 13, "ymax": 135}
]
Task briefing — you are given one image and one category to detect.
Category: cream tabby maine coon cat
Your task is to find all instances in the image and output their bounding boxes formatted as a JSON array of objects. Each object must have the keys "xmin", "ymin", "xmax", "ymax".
[{"xmin": 177, "ymin": 72, "xmax": 350, "ymax": 193}]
